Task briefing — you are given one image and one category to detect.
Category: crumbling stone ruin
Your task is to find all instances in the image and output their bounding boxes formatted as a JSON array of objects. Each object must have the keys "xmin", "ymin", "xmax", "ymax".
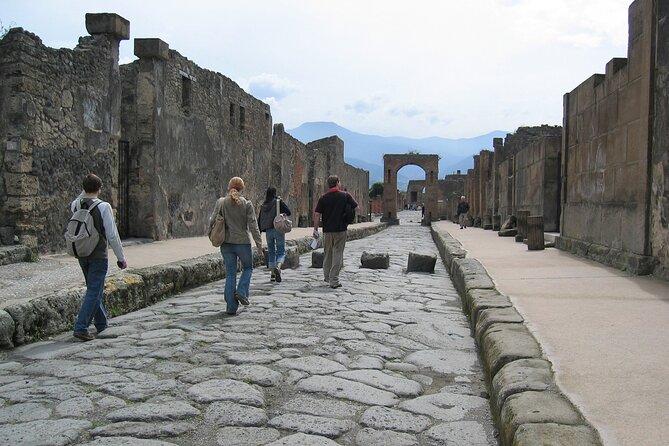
[
  {"xmin": 461, "ymin": 0, "xmax": 669, "ymax": 279},
  {"xmin": 0, "ymin": 13, "xmax": 369, "ymax": 254}
]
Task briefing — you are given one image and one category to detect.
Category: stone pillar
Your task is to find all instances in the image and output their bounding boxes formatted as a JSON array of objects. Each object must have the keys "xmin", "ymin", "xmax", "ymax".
[
  {"xmin": 527, "ymin": 215, "xmax": 545, "ymax": 250},
  {"xmin": 516, "ymin": 210, "xmax": 530, "ymax": 243}
]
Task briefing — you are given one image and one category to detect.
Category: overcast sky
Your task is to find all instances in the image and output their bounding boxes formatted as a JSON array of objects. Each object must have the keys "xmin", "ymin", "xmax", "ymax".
[{"xmin": 2, "ymin": 0, "xmax": 631, "ymax": 138}]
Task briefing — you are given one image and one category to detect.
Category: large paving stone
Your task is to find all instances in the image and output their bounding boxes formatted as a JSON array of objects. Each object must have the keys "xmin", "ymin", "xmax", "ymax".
[
  {"xmin": 216, "ymin": 426, "xmax": 281, "ymax": 445},
  {"xmin": 296, "ymin": 375, "xmax": 399, "ymax": 406},
  {"xmin": 475, "ymin": 307, "xmax": 524, "ymax": 343},
  {"xmin": 55, "ymin": 396, "xmax": 95, "ymax": 417},
  {"xmin": 480, "ymin": 323, "xmax": 543, "ymax": 377},
  {"xmin": 98, "ymin": 379, "xmax": 178, "ymax": 402},
  {"xmin": 268, "ymin": 413, "xmax": 355, "ymax": 437},
  {"xmin": 500, "ymin": 391, "xmax": 584, "ymax": 446},
  {"xmin": 0, "ymin": 418, "xmax": 92, "ymax": 446},
  {"xmin": 107, "ymin": 400, "xmax": 200, "ymax": 421},
  {"xmin": 90, "ymin": 421, "xmax": 194, "ymax": 439},
  {"xmin": 205, "ymin": 401, "xmax": 268, "ymax": 426},
  {"xmin": 512, "ymin": 422, "xmax": 602, "ymax": 446},
  {"xmin": 398, "ymin": 392, "xmax": 488, "ymax": 421},
  {"xmin": 491, "ymin": 358, "xmax": 555, "ymax": 414},
  {"xmin": 354, "ymin": 427, "xmax": 419, "ymax": 446},
  {"xmin": 275, "ymin": 356, "xmax": 347, "ymax": 374},
  {"xmin": 281, "ymin": 395, "xmax": 362, "ymax": 418},
  {"xmin": 0, "ymin": 401, "xmax": 51, "ymax": 422},
  {"xmin": 266, "ymin": 432, "xmax": 339, "ymax": 445},
  {"xmin": 404, "ymin": 349, "xmax": 479, "ymax": 375},
  {"xmin": 333, "ymin": 369, "xmax": 423, "ymax": 397},
  {"xmin": 423, "ymin": 420, "xmax": 490, "ymax": 445},
  {"xmin": 225, "ymin": 350, "xmax": 282, "ymax": 365},
  {"xmin": 81, "ymin": 437, "xmax": 180, "ymax": 446},
  {"xmin": 359, "ymin": 406, "xmax": 431, "ymax": 433},
  {"xmin": 187, "ymin": 379, "xmax": 265, "ymax": 407}
]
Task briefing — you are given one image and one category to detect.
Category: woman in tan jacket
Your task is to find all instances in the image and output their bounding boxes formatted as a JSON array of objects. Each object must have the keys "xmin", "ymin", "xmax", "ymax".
[{"xmin": 209, "ymin": 177, "xmax": 262, "ymax": 315}]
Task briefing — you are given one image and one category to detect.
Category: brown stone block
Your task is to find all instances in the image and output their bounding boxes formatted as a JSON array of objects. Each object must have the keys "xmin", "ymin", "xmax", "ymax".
[
  {"xmin": 5, "ymin": 138, "xmax": 33, "ymax": 155},
  {"xmin": 599, "ymin": 207, "xmax": 623, "ymax": 249},
  {"xmin": 5, "ymin": 173, "xmax": 39, "ymax": 196},
  {"xmin": 5, "ymin": 196, "xmax": 36, "ymax": 214},
  {"xmin": 134, "ymin": 38, "xmax": 170, "ymax": 60},
  {"xmin": 598, "ymin": 92, "xmax": 618, "ymax": 133},
  {"xmin": 625, "ymin": 120, "xmax": 643, "ymax": 163},
  {"xmin": 627, "ymin": 32, "xmax": 649, "ymax": 82},
  {"xmin": 85, "ymin": 13, "xmax": 130, "ymax": 40},
  {"xmin": 620, "ymin": 206, "xmax": 646, "ymax": 253},
  {"xmin": 618, "ymin": 79, "xmax": 642, "ymax": 125}
]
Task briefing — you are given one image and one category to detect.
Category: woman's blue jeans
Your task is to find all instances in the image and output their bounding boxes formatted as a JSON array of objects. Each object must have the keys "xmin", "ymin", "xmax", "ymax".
[
  {"xmin": 221, "ymin": 243, "xmax": 253, "ymax": 314},
  {"xmin": 265, "ymin": 228, "xmax": 286, "ymax": 268},
  {"xmin": 74, "ymin": 257, "xmax": 108, "ymax": 333}
]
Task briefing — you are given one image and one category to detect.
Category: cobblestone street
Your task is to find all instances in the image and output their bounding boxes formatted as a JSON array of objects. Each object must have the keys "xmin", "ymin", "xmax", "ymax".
[{"xmin": 0, "ymin": 214, "xmax": 496, "ymax": 445}]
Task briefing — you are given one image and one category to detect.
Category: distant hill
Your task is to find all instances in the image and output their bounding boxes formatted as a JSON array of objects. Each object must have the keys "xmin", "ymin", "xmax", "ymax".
[{"xmin": 287, "ymin": 121, "xmax": 508, "ymax": 188}]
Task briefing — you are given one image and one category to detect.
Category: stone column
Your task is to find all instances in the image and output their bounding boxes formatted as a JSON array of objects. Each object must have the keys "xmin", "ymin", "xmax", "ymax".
[
  {"xmin": 516, "ymin": 210, "xmax": 530, "ymax": 243},
  {"xmin": 527, "ymin": 215, "xmax": 545, "ymax": 250}
]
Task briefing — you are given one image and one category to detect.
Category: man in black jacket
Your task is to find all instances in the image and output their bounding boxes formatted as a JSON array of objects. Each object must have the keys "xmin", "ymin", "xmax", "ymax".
[
  {"xmin": 456, "ymin": 195, "xmax": 470, "ymax": 229},
  {"xmin": 312, "ymin": 175, "xmax": 358, "ymax": 289}
]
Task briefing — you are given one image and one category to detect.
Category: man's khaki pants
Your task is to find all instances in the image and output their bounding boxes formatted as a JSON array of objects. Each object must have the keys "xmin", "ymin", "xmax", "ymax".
[{"xmin": 323, "ymin": 231, "xmax": 347, "ymax": 287}]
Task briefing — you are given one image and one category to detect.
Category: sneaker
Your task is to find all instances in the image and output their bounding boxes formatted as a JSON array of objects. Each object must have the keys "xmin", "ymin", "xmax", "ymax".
[
  {"xmin": 73, "ymin": 331, "xmax": 95, "ymax": 342},
  {"xmin": 274, "ymin": 267, "xmax": 282, "ymax": 283},
  {"xmin": 330, "ymin": 283, "xmax": 342, "ymax": 289},
  {"xmin": 270, "ymin": 270, "xmax": 276, "ymax": 282},
  {"xmin": 235, "ymin": 292, "xmax": 250, "ymax": 306}
]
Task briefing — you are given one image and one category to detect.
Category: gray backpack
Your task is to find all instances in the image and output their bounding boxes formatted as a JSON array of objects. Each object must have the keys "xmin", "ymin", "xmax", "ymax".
[{"xmin": 64, "ymin": 200, "xmax": 102, "ymax": 258}]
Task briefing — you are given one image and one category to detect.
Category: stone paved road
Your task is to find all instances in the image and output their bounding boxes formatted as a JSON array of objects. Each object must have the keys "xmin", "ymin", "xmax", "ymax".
[{"xmin": 0, "ymin": 213, "xmax": 497, "ymax": 445}]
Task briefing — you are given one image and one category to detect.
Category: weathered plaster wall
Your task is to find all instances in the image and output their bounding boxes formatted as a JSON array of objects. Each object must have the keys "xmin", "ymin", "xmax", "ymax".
[
  {"xmin": 271, "ymin": 124, "xmax": 311, "ymax": 227},
  {"xmin": 0, "ymin": 14, "xmax": 128, "ymax": 252}
]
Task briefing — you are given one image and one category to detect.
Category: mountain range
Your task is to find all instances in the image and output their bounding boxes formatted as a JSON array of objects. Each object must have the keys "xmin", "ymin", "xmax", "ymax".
[{"xmin": 287, "ymin": 122, "xmax": 508, "ymax": 189}]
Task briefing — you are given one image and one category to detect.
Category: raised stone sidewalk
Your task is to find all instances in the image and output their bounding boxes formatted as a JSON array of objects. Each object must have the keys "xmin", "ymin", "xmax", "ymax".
[
  {"xmin": 431, "ymin": 228, "xmax": 602, "ymax": 446},
  {"xmin": 0, "ymin": 224, "xmax": 387, "ymax": 350}
]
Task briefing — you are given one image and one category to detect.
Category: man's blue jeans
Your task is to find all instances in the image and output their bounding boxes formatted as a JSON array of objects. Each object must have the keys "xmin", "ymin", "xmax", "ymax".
[
  {"xmin": 221, "ymin": 243, "xmax": 253, "ymax": 314},
  {"xmin": 74, "ymin": 257, "xmax": 108, "ymax": 333},
  {"xmin": 265, "ymin": 228, "xmax": 286, "ymax": 268}
]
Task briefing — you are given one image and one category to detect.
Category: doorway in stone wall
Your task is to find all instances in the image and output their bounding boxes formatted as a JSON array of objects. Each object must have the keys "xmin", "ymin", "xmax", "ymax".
[
  {"xmin": 118, "ymin": 140, "xmax": 129, "ymax": 238},
  {"xmin": 382, "ymin": 154, "xmax": 439, "ymax": 225}
]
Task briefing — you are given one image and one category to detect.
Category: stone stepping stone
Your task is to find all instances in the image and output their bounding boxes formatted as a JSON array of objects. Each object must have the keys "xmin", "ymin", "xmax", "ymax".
[
  {"xmin": 90, "ymin": 421, "xmax": 193, "ymax": 439},
  {"xmin": 275, "ymin": 356, "xmax": 347, "ymax": 374},
  {"xmin": 360, "ymin": 252, "xmax": 390, "ymax": 269},
  {"xmin": 281, "ymin": 395, "xmax": 362, "ymax": 418},
  {"xmin": 406, "ymin": 252, "xmax": 436, "ymax": 273},
  {"xmin": 0, "ymin": 402, "xmax": 51, "ymax": 423},
  {"xmin": 399, "ymin": 392, "xmax": 488, "ymax": 421},
  {"xmin": 0, "ymin": 419, "xmax": 91, "ymax": 446}
]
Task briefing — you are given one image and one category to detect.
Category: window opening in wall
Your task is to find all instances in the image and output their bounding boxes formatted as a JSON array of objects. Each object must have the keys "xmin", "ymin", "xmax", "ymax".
[
  {"xmin": 265, "ymin": 112, "xmax": 270, "ymax": 121},
  {"xmin": 181, "ymin": 76, "xmax": 192, "ymax": 113},
  {"xmin": 229, "ymin": 103, "xmax": 235, "ymax": 126},
  {"xmin": 240, "ymin": 106, "xmax": 246, "ymax": 129}
]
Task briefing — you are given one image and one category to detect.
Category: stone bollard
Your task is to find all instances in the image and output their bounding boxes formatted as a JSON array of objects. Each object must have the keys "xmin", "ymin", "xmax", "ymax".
[
  {"xmin": 283, "ymin": 247, "xmax": 300, "ymax": 269},
  {"xmin": 360, "ymin": 252, "xmax": 390, "ymax": 269},
  {"xmin": 492, "ymin": 214, "xmax": 501, "ymax": 231},
  {"xmin": 311, "ymin": 250, "xmax": 324, "ymax": 268},
  {"xmin": 406, "ymin": 252, "xmax": 436, "ymax": 273},
  {"xmin": 515, "ymin": 210, "xmax": 530, "ymax": 243},
  {"xmin": 526, "ymin": 215, "xmax": 545, "ymax": 251}
]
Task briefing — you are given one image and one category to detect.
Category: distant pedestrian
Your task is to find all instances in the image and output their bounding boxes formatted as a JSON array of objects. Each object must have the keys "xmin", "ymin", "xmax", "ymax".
[
  {"xmin": 421, "ymin": 202, "xmax": 425, "ymax": 219},
  {"xmin": 258, "ymin": 187, "xmax": 291, "ymax": 283},
  {"xmin": 313, "ymin": 175, "xmax": 358, "ymax": 288},
  {"xmin": 456, "ymin": 195, "xmax": 470, "ymax": 229},
  {"xmin": 210, "ymin": 177, "xmax": 262, "ymax": 315},
  {"xmin": 71, "ymin": 173, "xmax": 127, "ymax": 341}
]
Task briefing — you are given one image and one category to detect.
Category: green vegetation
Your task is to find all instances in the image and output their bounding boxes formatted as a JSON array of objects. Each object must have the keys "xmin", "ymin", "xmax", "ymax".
[{"xmin": 369, "ymin": 182, "xmax": 384, "ymax": 199}]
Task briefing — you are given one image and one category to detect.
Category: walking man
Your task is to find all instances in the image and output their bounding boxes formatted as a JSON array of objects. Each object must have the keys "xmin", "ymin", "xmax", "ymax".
[
  {"xmin": 456, "ymin": 195, "xmax": 470, "ymax": 229},
  {"xmin": 71, "ymin": 173, "xmax": 127, "ymax": 341},
  {"xmin": 313, "ymin": 175, "xmax": 358, "ymax": 289}
]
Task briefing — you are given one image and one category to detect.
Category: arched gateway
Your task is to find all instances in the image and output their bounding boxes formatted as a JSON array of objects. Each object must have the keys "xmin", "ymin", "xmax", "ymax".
[{"xmin": 382, "ymin": 154, "xmax": 439, "ymax": 224}]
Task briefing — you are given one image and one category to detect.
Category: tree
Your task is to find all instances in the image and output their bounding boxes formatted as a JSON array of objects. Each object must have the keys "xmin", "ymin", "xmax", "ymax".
[{"xmin": 369, "ymin": 182, "xmax": 384, "ymax": 199}]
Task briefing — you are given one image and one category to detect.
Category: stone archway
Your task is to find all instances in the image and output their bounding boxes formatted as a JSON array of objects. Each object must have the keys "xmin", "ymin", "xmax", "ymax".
[{"xmin": 382, "ymin": 154, "xmax": 439, "ymax": 224}]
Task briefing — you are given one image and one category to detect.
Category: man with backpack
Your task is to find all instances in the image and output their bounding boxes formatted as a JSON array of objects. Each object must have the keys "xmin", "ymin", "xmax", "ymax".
[
  {"xmin": 67, "ymin": 173, "xmax": 127, "ymax": 341},
  {"xmin": 312, "ymin": 175, "xmax": 358, "ymax": 289}
]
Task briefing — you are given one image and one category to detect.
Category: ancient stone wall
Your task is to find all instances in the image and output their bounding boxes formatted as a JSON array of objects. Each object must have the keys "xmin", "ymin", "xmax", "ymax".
[
  {"xmin": 407, "ymin": 180, "xmax": 426, "ymax": 206},
  {"xmin": 560, "ymin": 0, "xmax": 654, "ymax": 270},
  {"xmin": 439, "ymin": 173, "xmax": 466, "ymax": 220},
  {"xmin": 651, "ymin": 0, "xmax": 669, "ymax": 279},
  {"xmin": 121, "ymin": 39, "xmax": 272, "ymax": 240},
  {"xmin": 271, "ymin": 124, "xmax": 311, "ymax": 227},
  {"xmin": 0, "ymin": 14, "xmax": 128, "ymax": 252}
]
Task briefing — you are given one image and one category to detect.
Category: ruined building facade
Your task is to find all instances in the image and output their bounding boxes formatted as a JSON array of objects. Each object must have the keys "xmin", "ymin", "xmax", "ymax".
[
  {"xmin": 462, "ymin": 0, "xmax": 669, "ymax": 278},
  {"xmin": 0, "ymin": 14, "xmax": 368, "ymax": 253}
]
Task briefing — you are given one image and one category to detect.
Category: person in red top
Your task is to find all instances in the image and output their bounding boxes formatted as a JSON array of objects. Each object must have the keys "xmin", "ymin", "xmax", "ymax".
[{"xmin": 312, "ymin": 175, "xmax": 358, "ymax": 289}]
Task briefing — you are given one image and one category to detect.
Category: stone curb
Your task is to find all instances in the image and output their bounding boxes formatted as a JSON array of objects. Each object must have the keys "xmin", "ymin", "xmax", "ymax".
[
  {"xmin": 430, "ymin": 226, "xmax": 603, "ymax": 446},
  {"xmin": 0, "ymin": 224, "xmax": 388, "ymax": 350}
]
